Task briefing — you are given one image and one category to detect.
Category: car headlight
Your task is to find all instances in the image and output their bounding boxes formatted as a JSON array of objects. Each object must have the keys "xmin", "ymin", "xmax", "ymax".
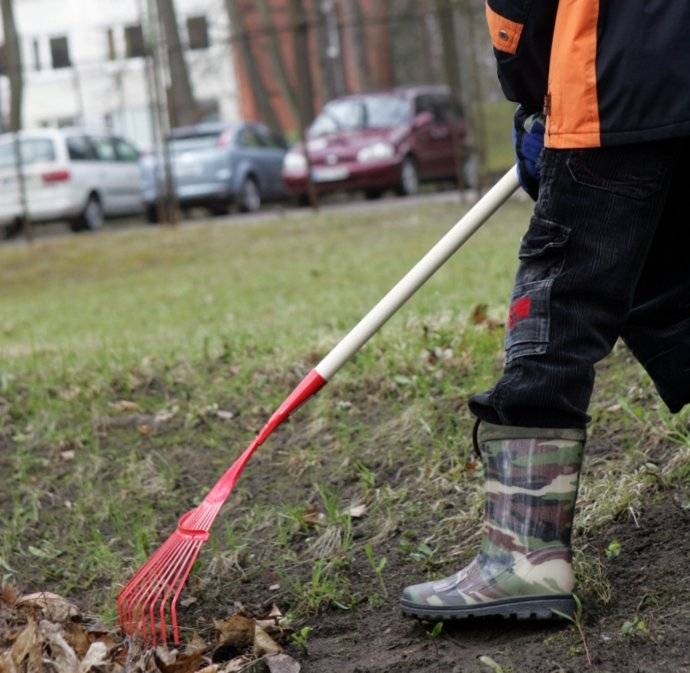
[
  {"xmin": 357, "ymin": 142, "xmax": 395, "ymax": 164},
  {"xmin": 283, "ymin": 151, "xmax": 308, "ymax": 175}
]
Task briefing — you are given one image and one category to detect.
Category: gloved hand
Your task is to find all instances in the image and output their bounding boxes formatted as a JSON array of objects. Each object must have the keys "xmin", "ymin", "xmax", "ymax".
[{"xmin": 512, "ymin": 106, "xmax": 545, "ymax": 201}]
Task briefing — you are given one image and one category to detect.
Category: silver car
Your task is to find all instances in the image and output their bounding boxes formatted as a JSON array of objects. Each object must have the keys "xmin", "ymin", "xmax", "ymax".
[{"xmin": 142, "ymin": 122, "xmax": 289, "ymax": 222}]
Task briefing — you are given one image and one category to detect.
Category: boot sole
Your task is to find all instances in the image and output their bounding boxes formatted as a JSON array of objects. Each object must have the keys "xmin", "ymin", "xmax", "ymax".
[{"xmin": 401, "ymin": 595, "xmax": 575, "ymax": 621}]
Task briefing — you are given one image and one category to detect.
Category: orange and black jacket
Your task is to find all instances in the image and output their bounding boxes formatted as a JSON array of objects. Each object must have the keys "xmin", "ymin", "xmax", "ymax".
[{"xmin": 486, "ymin": 1, "xmax": 690, "ymax": 149}]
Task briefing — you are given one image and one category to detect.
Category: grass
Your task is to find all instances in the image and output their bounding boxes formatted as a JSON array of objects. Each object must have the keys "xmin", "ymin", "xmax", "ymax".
[{"xmin": 1, "ymin": 197, "xmax": 689, "ymax": 667}]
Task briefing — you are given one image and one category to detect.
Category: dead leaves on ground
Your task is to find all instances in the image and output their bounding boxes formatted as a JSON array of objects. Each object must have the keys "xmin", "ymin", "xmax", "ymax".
[{"xmin": 0, "ymin": 588, "xmax": 300, "ymax": 673}]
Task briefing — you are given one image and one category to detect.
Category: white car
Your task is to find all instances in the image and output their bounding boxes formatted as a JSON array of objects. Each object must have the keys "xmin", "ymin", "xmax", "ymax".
[{"xmin": 0, "ymin": 128, "xmax": 144, "ymax": 236}]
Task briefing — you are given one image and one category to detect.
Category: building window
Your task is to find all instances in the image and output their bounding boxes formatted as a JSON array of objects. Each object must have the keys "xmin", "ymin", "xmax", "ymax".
[
  {"xmin": 50, "ymin": 36, "xmax": 71, "ymax": 69},
  {"xmin": 124, "ymin": 24, "xmax": 146, "ymax": 59},
  {"xmin": 187, "ymin": 16, "xmax": 209, "ymax": 50},
  {"xmin": 106, "ymin": 28, "xmax": 117, "ymax": 61}
]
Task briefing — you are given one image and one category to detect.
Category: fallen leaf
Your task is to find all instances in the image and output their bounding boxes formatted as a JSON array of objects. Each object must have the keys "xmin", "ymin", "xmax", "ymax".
[
  {"xmin": 346, "ymin": 504, "xmax": 367, "ymax": 519},
  {"xmin": 478, "ymin": 655, "xmax": 505, "ymax": 673},
  {"xmin": 17, "ymin": 592, "xmax": 80, "ymax": 622},
  {"xmin": 58, "ymin": 388, "xmax": 81, "ymax": 402},
  {"xmin": 154, "ymin": 410, "xmax": 177, "ymax": 425},
  {"xmin": 137, "ymin": 424, "xmax": 153, "ymax": 437},
  {"xmin": 10, "ymin": 619, "xmax": 40, "ymax": 670},
  {"xmin": 180, "ymin": 596, "xmax": 197, "ymax": 609},
  {"xmin": 78, "ymin": 642, "xmax": 107, "ymax": 673},
  {"xmin": 110, "ymin": 400, "xmax": 140, "ymax": 413},
  {"xmin": 471, "ymin": 304, "xmax": 489, "ymax": 325},
  {"xmin": 60, "ymin": 450, "xmax": 76, "ymax": 462},
  {"xmin": 196, "ymin": 667, "xmax": 219, "ymax": 673},
  {"xmin": 154, "ymin": 647, "xmax": 177, "ymax": 667},
  {"xmin": 0, "ymin": 651, "xmax": 18, "ymax": 673},
  {"xmin": 185, "ymin": 633, "xmax": 207, "ymax": 655},
  {"xmin": 300, "ymin": 507, "xmax": 324, "ymax": 528},
  {"xmin": 40, "ymin": 620, "xmax": 79, "ymax": 673},
  {"xmin": 268, "ymin": 585, "xmax": 280, "ymax": 593},
  {"xmin": 155, "ymin": 650, "xmax": 203, "ymax": 673},
  {"xmin": 265, "ymin": 654, "xmax": 301, "ymax": 673},
  {"xmin": 0, "ymin": 584, "xmax": 20, "ymax": 606},
  {"xmin": 214, "ymin": 614, "xmax": 254, "ymax": 652},
  {"xmin": 222, "ymin": 656, "xmax": 253, "ymax": 673},
  {"xmin": 64, "ymin": 622, "xmax": 91, "ymax": 658},
  {"xmin": 216, "ymin": 410, "xmax": 234, "ymax": 421},
  {"xmin": 253, "ymin": 625, "xmax": 281, "ymax": 657}
]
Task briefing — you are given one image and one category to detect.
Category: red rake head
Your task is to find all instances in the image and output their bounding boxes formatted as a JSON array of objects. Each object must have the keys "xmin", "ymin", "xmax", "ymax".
[
  {"xmin": 117, "ymin": 370, "xmax": 328, "ymax": 646},
  {"xmin": 117, "ymin": 507, "xmax": 219, "ymax": 646}
]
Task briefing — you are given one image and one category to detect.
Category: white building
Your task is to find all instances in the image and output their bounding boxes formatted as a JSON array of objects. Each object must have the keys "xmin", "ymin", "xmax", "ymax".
[{"xmin": 0, "ymin": 0, "xmax": 241, "ymax": 150}]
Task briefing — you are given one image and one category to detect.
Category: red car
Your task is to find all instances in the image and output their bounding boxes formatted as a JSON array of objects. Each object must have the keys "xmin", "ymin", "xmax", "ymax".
[{"xmin": 282, "ymin": 86, "xmax": 470, "ymax": 201}]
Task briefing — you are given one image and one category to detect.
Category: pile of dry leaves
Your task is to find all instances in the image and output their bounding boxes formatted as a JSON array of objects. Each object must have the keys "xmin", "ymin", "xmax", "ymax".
[{"xmin": 0, "ymin": 586, "xmax": 300, "ymax": 673}]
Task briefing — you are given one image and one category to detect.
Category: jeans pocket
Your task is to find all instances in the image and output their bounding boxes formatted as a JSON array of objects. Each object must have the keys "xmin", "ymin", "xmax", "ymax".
[
  {"xmin": 505, "ymin": 279, "xmax": 553, "ymax": 365},
  {"xmin": 566, "ymin": 149, "xmax": 665, "ymax": 201},
  {"xmin": 506, "ymin": 216, "xmax": 570, "ymax": 364}
]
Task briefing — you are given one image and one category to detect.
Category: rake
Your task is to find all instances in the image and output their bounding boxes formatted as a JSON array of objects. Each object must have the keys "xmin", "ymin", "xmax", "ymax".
[{"xmin": 117, "ymin": 168, "xmax": 520, "ymax": 646}]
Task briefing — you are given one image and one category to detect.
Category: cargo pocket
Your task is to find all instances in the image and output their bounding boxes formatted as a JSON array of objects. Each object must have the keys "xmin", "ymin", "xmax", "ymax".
[{"xmin": 505, "ymin": 216, "xmax": 570, "ymax": 365}]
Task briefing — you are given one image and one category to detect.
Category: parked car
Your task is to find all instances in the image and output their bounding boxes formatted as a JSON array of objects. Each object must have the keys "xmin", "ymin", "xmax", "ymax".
[
  {"xmin": 282, "ymin": 85, "xmax": 471, "ymax": 201},
  {"xmin": 141, "ymin": 122, "xmax": 290, "ymax": 222},
  {"xmin": 0, "ymin": 128, "xmax": 144, "ymax": 236}
]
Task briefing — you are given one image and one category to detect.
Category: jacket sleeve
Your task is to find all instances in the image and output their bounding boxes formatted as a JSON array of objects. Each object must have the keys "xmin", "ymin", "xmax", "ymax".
[{"xmin": 485, "ymin": 0, "xmax": 559, "ymax": 113}]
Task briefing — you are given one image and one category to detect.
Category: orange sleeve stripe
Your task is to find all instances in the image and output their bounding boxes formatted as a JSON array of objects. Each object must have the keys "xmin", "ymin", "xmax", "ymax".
[
  {"xmin": 485, "ymin": 3, "xmax": 524, "ymax": 56},
  {"xmin": 546, "ymin": 0, "xmax": 601, "ymax": 148}
]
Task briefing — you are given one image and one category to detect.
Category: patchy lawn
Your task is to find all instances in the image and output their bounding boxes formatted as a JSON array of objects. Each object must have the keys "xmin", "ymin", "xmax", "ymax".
[{"xmin": 1, "ymin": 201, "xmax": 689, "ymax": 673}]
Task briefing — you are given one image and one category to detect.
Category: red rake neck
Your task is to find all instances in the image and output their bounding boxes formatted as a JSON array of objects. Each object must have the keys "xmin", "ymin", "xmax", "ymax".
[{"xmin": 203, "ymin": 369, "xmax": 327, "ymax": 506}]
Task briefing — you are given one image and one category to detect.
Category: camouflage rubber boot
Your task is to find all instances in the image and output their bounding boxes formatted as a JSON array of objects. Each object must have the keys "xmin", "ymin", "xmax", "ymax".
[{"xmin": 401, "ymin": 422, "xmax": 585, "ymax": 620}]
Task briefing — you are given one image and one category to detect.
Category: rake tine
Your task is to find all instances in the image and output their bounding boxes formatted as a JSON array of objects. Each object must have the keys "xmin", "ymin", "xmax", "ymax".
[
  {"xmin": 167, "ymin": 541, "xmax": 204, "ymax": 645},
  {"xmin": 124, "ymin": 538, "xmax": 177, "ymax": 623},
  {"xmin": 153, "ymin": 538, "xmax": 200, "ymax": 645},
  {"xmin": 125, "ymin": 537, "xmax": 181, "ymax": 641},
  {"xmin": 139, "ymin": 536, "xmax": 196, "ymax": 645},
  {"xmin": 118, "ymin": 534, "xmax": 174, "ymax": 630}
]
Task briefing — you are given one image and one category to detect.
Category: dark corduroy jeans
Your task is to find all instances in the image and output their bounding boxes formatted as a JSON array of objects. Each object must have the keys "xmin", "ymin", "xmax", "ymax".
[{"xmin": 470, "ymin": 139, "xmax": 690, "ymax": 429}]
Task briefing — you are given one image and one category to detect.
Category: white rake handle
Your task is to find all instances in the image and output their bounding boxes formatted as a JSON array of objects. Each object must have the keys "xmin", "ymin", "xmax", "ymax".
[{"xmin": 316, "ymin": 167, "xmax": 520, "ymax": 380}]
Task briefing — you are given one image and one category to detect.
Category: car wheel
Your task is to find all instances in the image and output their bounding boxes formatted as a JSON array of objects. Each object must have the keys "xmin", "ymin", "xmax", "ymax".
[
  {"xmin": 2, "ymin": 218, "xmax": 22, "ymax": 240},
  {"xmin": 209, "ymin": 203, "xmax": 231, "ymax": 217},
  {"xmin": 71, "ymin": 194, "xmax": 104, "ymax": 232},
  {"xmin": 146, "ymin": 204, "xmax": 160, "ymax": 225},
  {"xmin": 397, "ymin": 157, "xmax": 419, "ymax": 197},
  {"xmin": 238, "ymin": 177, "xmax": 261, "ymax": 213}
]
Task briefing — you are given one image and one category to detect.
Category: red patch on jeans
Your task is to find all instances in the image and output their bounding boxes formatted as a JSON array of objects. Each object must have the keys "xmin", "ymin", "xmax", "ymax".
[{"xmin": 508, "ymin": 296, "xmax": 532, "ymax": 330}]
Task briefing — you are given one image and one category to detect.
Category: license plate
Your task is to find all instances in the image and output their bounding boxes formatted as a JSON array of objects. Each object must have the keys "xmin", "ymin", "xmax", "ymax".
[{"xmin": 312, "ymin": 166, "xmax": 349, "ymax": 183}]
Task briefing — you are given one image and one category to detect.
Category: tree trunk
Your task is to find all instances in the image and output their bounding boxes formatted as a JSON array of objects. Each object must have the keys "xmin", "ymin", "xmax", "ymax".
[
  {"xmin": 318, "ymin": 0, "xmax": 346, "ymax": 100},
  {"xmin": 1, "ymin": 0, "xmax": 23, "ymax": 132},
  {"xmin": 288, "ymin": 0, "xmax": 316, "ymax": 126},
  {"xmin": 433, "ymin": 0, "xmax": 462, "ymax": 94},
  {"xmin": 156, "ymin": 0, "xmax": 200, "ymax": 127},
  {"xmin": 225, "ymin": 0, "xmax": 282, "ymax": 132},
  {"xmin": 433, "ymin": 0, "xmax": 467, "ymax": 192},
  {"xmin": 341, "ymin": 0, "xmax": 370, "ymax": 92}
]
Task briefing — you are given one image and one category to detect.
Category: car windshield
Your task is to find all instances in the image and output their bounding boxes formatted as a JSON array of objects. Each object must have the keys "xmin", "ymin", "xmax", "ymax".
[
  {"xmin": 309, "ymin": 95, "xmax": 411, "ymax": 137},
  {"xmin": 169, "ymin": 133, "xmax": 223, "ymax": 154},
  {"xmin": 0, "ymin": 138, "xmax": 56, "ymax": 168}
]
